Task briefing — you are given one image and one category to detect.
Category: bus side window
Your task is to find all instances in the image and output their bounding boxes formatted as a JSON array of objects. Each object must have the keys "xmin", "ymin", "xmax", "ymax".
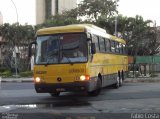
[
  {"xmin": 115, "ymin": 41, "xmax": 120, "ymax": 53},
  {"xmin": 92, "ymin": 35, "xmax": 99, "ymax": 52},
  {"xmin": 105, "ymin": 38, "xmax": 111, "ymax": 52},
  {"xmin": 111, "ymin": 40, "xmax": 115, "ymax": 53},
  {"xmin": 119, "ymin": 43, "xmax": 123, "ymax": 54},
  {"xmin": 99, "ymin": 37, "xmax": 105, "ymax": 52}
]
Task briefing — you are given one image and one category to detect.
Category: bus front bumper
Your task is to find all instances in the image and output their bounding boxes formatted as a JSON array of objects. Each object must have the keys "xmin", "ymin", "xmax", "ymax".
[{"xmin": 34, "ymin": 81, "xmax": 92, "ymax": 93}]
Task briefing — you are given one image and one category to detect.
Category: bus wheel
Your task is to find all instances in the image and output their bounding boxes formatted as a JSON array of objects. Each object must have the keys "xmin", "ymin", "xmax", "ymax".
[
  {"xmin": 113, "ymin": 76, "xmax": 120, "ymax": 89},
  {"xmin": 119, "ymin": 74, "xmax": 123, "ymax": 87},
  {"xmin": 50, "ymin": 92, "xmax": 60, "ymax": 97},
  {"xmin": 122, "ymin": 71, "xmax": 125, "ymax": 80},
  {"xmin": 119, "ymin": 76, "xmax": 123, "ymax": 87},
  {"xmin": 88, "ymin": 77, "xmax": 102, "ymax": 96}
]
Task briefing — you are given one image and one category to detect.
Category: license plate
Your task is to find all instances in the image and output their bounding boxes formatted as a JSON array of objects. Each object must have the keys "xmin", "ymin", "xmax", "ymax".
[{"xmin": 56, "ymin": 88, "xmax": 65, "ymax": 91}]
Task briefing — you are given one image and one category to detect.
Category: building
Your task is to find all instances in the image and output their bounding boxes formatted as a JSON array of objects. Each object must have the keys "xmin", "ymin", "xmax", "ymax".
[
  {"xmin": 36, "ymin": 0, "xmax": 82, "ymax": 24},
  {"xmin": 0, "ymin": 12, "xmax": 3, "ymax": 25},
  {"xmin": 0, "ymin": 11, "xmax": 3, "ymax": 63}
]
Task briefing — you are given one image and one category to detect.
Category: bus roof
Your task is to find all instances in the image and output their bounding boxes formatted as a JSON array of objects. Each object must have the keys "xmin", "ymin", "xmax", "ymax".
[
  {"xmin": 110, "ymin": 35, "xmax": 126, "ymax": 44},
  {"xmin": 37, "ymin": 24, "xmax": 85, "ymax": 35},
  {"xmin": 36, "ymin": 24, "xmax": 126, "ymax": 44}
]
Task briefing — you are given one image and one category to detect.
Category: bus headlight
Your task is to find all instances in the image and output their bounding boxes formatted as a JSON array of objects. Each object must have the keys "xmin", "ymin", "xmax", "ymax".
[
  {"xmin": 80, "ymin": 75, "xmax": 90, "ymax": 81},
  {"xmin": 35, "ymin": 77, "xmax": 41, "ymax": 83}
]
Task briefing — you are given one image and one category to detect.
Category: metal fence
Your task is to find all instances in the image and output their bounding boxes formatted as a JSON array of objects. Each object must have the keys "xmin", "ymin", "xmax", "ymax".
[{"xmin": 128, "ymin": 56, "xmax": 160, "ymax": 78}]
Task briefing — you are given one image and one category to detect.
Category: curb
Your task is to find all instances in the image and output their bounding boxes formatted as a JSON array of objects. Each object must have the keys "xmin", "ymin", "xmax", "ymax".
[
  {"xmin": 0, "ymin": 77, "xmax": 33, "ymax": 83},
  {"xmin": 124, "ymin": 78, "xmax": 160, "ymax": 83}
]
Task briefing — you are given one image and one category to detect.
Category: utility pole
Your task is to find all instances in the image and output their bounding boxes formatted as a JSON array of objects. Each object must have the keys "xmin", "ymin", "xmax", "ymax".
[
  {"xmin": 115, "ymin": 16, "xmax": 117, "ymax": 37},
  {"xmin": 10, "ymin": 0, "xmax": 18, "ymax": 77},
  {"xmin": 115, "ymin": 0, "xmax": 118, "ymax": 37},
  {"xmin": 10, "ymin": 0, "xmax": 18, "ymax": 23}
]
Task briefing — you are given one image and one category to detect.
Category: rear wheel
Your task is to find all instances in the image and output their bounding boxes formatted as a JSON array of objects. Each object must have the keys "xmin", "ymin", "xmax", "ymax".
[
  {"xmin": 122, "ymin": 71, "xmax": 125, "ymax": 80},
  {"xmin": 113, "ymin": 76, "xmax": 120, "ymax": 89},
  {"xmin": 119, "ymin": 72, "xmax": 123, "ymax": 87},
  {"xmin": 50, "ymin": 92, "xmax": 60, "ymax": 97},
  {"xmin": 119, "ymin": 75, "xmax": 123, "ymax": 87},
  {"xmin": 88, "ymin": 77, "xmax": 102, "ymax": 96}
]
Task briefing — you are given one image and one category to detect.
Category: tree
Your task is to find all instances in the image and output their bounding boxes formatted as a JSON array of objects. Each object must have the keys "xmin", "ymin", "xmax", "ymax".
[
  {"xmin": 77, "ymin": 0, "xmax": 118, "ymax": 21},
  {"xmin": 125, "ymin": 16, "xmax": 154, "ymax": 56},
  {"xmin": 0, "ymin": 23, "xmax": 35, "ymax": 71},
  {"xmin": 95, "ymin": 15, "xmax": 159, "ymax": 56},
  {"xmin": 35, "ymin": 13, "xmax": 80, "ymax": 30},
  {"xmin": 35, "ymin": 0, "xmax": 118, "ymax": 29}
]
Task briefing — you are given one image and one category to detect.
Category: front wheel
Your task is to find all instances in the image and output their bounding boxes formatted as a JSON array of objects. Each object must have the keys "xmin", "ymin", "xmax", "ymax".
[
  {"xmin": 88, "ymin": 77, "xmax": 102, "ymax": 96},
  {"xmin": 113, "ymin": 77, "xmax": 120, "ymax": 89}
]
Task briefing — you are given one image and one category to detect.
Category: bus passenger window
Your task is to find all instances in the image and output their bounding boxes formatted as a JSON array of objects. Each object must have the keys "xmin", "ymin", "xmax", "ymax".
[
  {"xmin": 99, "ymin": 37, "xmax": 105, "ymax": 52},
  {"xmin": 111, "ymin": 41, "xmax": 115, "ymax": 53},
  {"xmin": 105, "ymin": 39, "xmax": 111, "ymax": 52},
  {"xmin": 92, "ymin": 35, "xmax": 99, "ymax": 52},
  {"xmin": 115, "ymin": 42, "xmax": 120, "ymax": 53},
  {"xmin": 119, "ymin": 43, "xmax": 123, "ymax": 54}
]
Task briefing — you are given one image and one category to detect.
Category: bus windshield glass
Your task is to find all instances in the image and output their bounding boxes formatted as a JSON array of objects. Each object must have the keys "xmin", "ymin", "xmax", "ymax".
[{"xmin": 35, "ymin": 33, "xmax": 88, "ymax": 64}]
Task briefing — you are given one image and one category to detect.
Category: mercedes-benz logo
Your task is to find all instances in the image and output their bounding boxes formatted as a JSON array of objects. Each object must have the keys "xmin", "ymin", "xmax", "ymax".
[{"xmin": 57, "ymin": 77, "xmax": 62, "ymax": 82}]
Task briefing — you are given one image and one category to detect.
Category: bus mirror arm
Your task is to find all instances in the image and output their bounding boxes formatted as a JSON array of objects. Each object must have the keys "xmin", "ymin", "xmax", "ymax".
[
  {"xmin": 91, "ymin": 43, "xmax": 96, "ymax": 54},
  {"xmin": 28, "ymin": 41, "xmax": 36, "ymax": 60}
]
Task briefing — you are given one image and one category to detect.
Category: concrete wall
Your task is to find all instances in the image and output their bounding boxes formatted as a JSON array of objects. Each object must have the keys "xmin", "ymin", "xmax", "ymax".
[
  {"xmin": 51, "ymin": 0, "xmax": 56, "ymax": 15},
  {"xmin": 0, "ymin": 12, "xmax": 3, "ymax": 25},
  {"xmin": 36, "ymin": 0, "xmax": 45, "ymax": 24},
  {"xmin": 58, "ymin": 0, "xmax": 77, "ymax": 14},
  {"xmin": 36, "ymin": 0, "xmax": 81, "ymax": 24}
]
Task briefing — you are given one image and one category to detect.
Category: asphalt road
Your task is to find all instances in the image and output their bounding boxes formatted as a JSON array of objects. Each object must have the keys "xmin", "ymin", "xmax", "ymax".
[{"xmin": 0, "ymin": 82, "xmax": 160, "ymax": 119}]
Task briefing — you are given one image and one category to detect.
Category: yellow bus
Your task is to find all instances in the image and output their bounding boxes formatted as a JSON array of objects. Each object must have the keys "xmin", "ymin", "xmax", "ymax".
[{"xmin": 29, "ymin": 24, "xmax": 128, "ymax": 96}]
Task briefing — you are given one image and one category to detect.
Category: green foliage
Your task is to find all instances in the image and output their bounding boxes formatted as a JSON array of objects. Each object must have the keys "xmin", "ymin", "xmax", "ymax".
[
  {"xmin": 19, "ymin": 71, "xmax": 33, "ymax": 77},
  {"xmin": 36, "ymin": 0, "xmax": 118, "ymax": 29},
  {"xmin": 0, "ymin": 68, "xmax": 12, "ymax": 77},
  {"xmin": 0, "ymin": 67, "xmax": 10, "ymax": 72},
  {"xmin": 0, "ymin": 23, "xmax": 35, "ymax": 71},
  {"xmin": 0, "ymin": 23, "xmax": 35, "ymax": 46},
  {"xmin": 96, "ymin": 14, "xmax": 159, "ymax": 56},
  {"xmin": 77, "ymin": 0, "xmax": 118, "ymax": 21},
  {"xmin": 40, "ymin": 14, "xmax": 81, "ymax": 28}
]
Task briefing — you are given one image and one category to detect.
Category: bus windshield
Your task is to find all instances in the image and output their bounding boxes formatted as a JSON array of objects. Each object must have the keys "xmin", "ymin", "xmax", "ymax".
[{"xmin": 35, "ymin": 33, "xmax": 88, "ymax": 64}]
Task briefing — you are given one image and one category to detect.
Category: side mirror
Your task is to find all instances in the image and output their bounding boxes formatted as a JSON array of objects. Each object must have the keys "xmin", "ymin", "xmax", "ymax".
[
  {"xmin": 28, "ymin": 41, "xmax": 36, "ymax": 59},
  {"xmin": 91, "ymin": 43, "xmax": 96, "ymax": 54}
]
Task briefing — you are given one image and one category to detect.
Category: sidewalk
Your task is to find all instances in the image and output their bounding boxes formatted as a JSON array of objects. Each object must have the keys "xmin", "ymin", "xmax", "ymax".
[
  {"xmin": 124, "ymin": 72, "xmax": 160, "ymax": 83},
  {"xmin": 125, "ymin": 76, "xmax": 160, "ymax": 83},
  {"xmin": 0, "ymin": 77, "xmax": 33, "ymax": 83}
]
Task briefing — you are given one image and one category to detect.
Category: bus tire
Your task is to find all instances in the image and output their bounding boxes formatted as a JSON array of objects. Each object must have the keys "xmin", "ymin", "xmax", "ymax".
[
  {"xmin": 113, "ymin": 76, "xmax": 120, "ymax": 89},
  {"xmin": 122, "ymin": 71, "xmax": 125, "ymax": 80},
  {"xmin": 119, "ymin": 72, "xmax": 123, "ymax": 87},
  {"xmin": 50, "ymin": 92, "xmax": 60, "ymax": 97},
  {"xmin": 88, "ymin": 77, "xmax": 102, "ymax": 96}
]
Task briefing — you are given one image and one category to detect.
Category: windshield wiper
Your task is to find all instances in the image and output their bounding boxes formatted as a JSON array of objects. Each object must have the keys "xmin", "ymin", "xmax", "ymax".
[{"xmin": 44, "ymin": 50, "xmax": 59, "ymax": 65}]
